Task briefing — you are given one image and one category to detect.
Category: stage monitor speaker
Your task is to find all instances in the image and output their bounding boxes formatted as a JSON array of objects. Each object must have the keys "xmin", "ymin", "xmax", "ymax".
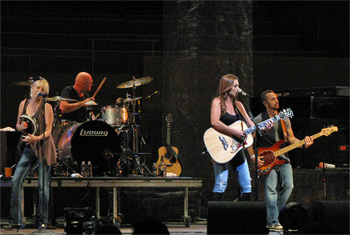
[
  {"xmin": 207, "ymin": 201, "xmax": 268, "ymax": 234},
  {"xmin": 300, "ymin": 200, "xmax": 349, "ymax": 234}
]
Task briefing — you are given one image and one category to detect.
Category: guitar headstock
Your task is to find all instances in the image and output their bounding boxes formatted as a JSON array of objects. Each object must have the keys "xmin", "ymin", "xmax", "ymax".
[
  {"xmin": 321, "ymin": 126, "xmax": 338, "ymax": 136},
  {"xmin": 166, "ymin": 114, "xmax": 173, "ymax": 124},
  {"xmin": 278, "ymin": 108, "xmax": 294, "ymax": 121}
]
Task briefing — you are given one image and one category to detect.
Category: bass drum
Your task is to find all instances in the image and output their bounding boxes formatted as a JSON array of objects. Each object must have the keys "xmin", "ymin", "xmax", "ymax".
[{"xmin": 57, "ymin": 120, "xmax": 122, "ymax": 176}]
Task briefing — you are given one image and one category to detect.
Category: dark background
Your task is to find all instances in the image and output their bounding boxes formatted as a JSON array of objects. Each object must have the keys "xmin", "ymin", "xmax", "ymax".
[{"xmin": 1, "ymin": 1, "xmax": 349, "ymax": 220}]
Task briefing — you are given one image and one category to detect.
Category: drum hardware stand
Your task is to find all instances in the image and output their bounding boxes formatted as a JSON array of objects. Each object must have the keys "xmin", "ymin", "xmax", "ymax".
[
  {"xmin": 113, "ymin": 152, "xmax": 153, "ymax": 176},
  {"xmin": 131, "ymin": 77, "xmax": 139, "ymax": 154},
  {"xmin": 116, "ymin": 76, "xmax": 153, "ymax": 176},
  {"xmin": 103, "ymin": 150, "xmax": 118, "ymax": 176},
  {"xmin": 52, "ymin": 100, "xmax": 62, "ymax": 130},
  {"xmin": 54, "ymin": 156, "xmax": 77, "ymax": 176}
]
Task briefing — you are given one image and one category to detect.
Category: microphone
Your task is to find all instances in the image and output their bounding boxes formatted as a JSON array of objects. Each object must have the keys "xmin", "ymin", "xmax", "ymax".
[
  {"xmin": 238, "ymin": 88, "xmax": 249, "ymax": 97},
  {"xmin": 37, "ymin": 92, "xmax": 47, "ymax": 97}
]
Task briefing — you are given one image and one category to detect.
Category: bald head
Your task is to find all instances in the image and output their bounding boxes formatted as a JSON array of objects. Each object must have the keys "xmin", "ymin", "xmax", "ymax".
[
  {"xmin": 74, "ymin": 72, "xmax": 93, "ymax": 94},
  {"xmin": 75, "ymin": 72, "xmax": 92, "ymax": 84}
]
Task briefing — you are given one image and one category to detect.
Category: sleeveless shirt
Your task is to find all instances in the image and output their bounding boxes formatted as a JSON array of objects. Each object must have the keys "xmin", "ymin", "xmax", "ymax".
[
  {"xmin": 24, "ymin": 99, "xmax": 57, "ymax": 166},
  {"xmin": 220, "ymin": 112, "xmax": 239, "ymax": 125}
]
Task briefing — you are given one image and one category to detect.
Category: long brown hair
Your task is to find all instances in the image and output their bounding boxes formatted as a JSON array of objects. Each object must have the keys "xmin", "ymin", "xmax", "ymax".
[{"xmin": 217, "ymin": 74, "xmax": 239, "ymax": 114}]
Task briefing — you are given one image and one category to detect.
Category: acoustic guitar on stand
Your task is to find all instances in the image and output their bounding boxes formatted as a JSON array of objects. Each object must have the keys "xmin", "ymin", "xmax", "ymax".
[
  {"xmin": 257, "ymin": 126, "xmax": 338, "ymax": 175},
  {"xmin": 156, "ymin": 114, "xmax": 182, "ymax": 176}
]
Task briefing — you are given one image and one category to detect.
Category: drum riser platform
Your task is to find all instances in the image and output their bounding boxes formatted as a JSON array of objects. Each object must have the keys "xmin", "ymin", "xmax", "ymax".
[{"xmin": 0, "ymin": 168, "xmax": 348, "ymax": 224}]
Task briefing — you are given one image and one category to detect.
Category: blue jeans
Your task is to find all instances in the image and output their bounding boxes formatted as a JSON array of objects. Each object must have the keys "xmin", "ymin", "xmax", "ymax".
[
  {"xmin": 9, "ymin": 146, "xmax": 52, "ymax": 227},
  {"xmin": 212, "ymin": 151, "xmax": 251, "ymax": 196},
  {"xmin": 264, "ymin": 163, "xmax": 293, "ymax": 226}
]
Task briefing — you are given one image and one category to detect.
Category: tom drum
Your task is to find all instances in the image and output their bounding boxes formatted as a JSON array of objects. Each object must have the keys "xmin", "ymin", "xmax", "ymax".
[{"xmin": 101, "ymin": 105, "xmax": 128, "ymax": 127}]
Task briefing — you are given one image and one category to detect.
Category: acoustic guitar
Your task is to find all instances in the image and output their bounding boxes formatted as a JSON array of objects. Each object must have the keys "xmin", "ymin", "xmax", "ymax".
[
  {"xmin": 257, "ymin": 126, "xmax": 338, "ymax": 175},
  {"xmin": 203, "ymin": 109, "xmax": 293, "ymax": 163},
  {"xmin": 156, "ymin": 114, "xmax": 182, "ymax": 176}
]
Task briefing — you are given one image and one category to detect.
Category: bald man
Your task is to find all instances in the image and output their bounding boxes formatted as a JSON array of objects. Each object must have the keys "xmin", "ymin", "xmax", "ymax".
[{"xmin": 60, "ymin": 72, "xmax": 95, "ymax": 122}]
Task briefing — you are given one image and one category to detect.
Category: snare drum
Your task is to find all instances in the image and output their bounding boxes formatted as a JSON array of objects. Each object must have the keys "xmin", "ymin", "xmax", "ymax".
[
  {"xmin": 101, "ymin": 105, "xmax": 128, "ymax": 127},
  {"xmin": 56, "ymin": 120, "xmax": 122, "ymax": 176}
]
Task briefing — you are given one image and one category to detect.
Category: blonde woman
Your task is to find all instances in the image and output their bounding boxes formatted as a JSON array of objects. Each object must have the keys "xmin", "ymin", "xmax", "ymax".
[{"xmin": 4, "ymin": 77, "xmax": 56, "ymax": 231}]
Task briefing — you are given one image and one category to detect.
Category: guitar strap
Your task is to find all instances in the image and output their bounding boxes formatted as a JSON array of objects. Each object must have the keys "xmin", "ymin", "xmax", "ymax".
[
  {"xmin": 234, "ymin": 101, "xmax": 249, "ymax": 149},
  {"xmin": 166, "ymin": 143, "xmax": 178, "ymax": 159},
  {"xmin": 280, "ymin": 118, "xmax": 288, "ymax": 142},
  {"xmin": 234, "ymin": 101, "xmax": 249, "ymax": 124}
]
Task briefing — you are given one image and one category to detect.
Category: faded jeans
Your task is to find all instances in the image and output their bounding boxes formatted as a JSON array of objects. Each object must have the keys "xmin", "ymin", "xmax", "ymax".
[
  {"xmin": 264, "ymin": 163, "xmax": 293, "ymax": 226},
  {"xmin": 9, "ymin": 146, "xmax": 51, "ymax": 227},
  {"xmin": 212, "ymin": 150, "xmax": 251, "ymax": 196}
]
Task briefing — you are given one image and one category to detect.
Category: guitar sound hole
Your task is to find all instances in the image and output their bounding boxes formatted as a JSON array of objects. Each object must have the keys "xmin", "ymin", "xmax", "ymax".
[{"xmin": 166, "ymin": 153, "xmax": 176, "ymax": 163}]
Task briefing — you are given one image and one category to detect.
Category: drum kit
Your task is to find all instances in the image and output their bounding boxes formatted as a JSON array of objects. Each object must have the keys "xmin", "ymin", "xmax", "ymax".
[{"xmin": 15, "ymin": 76, "xmax": 156, "ymax": 177}]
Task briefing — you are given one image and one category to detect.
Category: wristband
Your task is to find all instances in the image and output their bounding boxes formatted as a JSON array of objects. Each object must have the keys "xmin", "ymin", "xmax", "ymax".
[{"xmin": 250, "ymin": 155, "xmax": 255, "ymax": 159}]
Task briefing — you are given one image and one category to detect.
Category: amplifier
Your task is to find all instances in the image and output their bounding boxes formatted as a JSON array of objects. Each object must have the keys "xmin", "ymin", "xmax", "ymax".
[{"xmin": 274, "ymin": 86, "xmax": 349, "ymax": 97}]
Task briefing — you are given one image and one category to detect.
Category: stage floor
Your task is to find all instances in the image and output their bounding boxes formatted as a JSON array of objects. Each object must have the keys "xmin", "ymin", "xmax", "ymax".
[
  {"xmin": 0, "ymin": 225, "xmax": 206, "ymax": 235},
  {"xmin": 0, "ymin": 223, "xmax": 285, "ymax": 235}
]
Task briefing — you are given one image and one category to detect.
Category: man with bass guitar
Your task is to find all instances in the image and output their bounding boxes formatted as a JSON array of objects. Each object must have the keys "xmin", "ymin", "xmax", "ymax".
[{"xmin": 250, "ymin": 90, "xmax": 313, "ymax": 231}]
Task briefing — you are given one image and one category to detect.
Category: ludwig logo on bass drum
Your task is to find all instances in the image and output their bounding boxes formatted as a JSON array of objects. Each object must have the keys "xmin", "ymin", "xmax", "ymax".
[{"xmin": 80, "ymin": 129, "xmax": 109, "ymax": 137}]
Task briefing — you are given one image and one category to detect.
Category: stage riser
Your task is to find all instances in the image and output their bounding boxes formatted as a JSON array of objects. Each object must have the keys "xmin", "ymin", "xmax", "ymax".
[{"xmin": 1, "ymin": 169, "xmax": 348, "ymax": 224}]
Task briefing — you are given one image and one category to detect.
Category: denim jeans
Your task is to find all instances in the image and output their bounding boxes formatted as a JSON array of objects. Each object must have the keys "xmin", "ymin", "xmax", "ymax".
[
  {"xmin": 212, "ymin": 150, "xmax": 251, "ymax": 196},
  {"xmin": 9, "ymin": 146, "xmax": 52, "ymax": 228},
  {"xmin": 264, "ymin": 163, "xmax": 293, "ymax": 226}
]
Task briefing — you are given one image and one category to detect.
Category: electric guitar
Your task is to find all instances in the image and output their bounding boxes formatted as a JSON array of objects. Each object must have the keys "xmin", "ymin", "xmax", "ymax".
[
  {"xmin": 257, "ymin": 126, "xmax": 338, "ymax": 175},
  {"xmin": 203, "ymin": 109, "xmax": 294, "ymax": 164},
  {"xmin": 156, "ymin": 114, "xmax": 182, "ymax": 176}
]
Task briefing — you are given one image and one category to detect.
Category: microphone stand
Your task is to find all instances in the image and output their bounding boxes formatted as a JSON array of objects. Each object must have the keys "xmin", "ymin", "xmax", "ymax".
[
  {"xmin": 35, "ymin": 96, "xmax": 51, "ymax": 233},
  {"xmin": 321, "ymin": 152, "xmax": 328, "ymax": 200},
  {"xmin": 239, "ymin": 94, "xmax": 263, "ymax": 201}
]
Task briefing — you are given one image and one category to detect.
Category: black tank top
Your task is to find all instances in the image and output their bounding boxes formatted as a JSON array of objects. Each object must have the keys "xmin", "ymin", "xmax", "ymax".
[{"xmin": 220, "ymin": 112, "xmax": 239, "ymax": 125}]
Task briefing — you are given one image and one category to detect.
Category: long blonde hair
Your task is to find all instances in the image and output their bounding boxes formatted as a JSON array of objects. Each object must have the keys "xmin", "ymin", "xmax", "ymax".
[{"xmin": 217, "ymin": 74, "xmax": 239, "ymax": 114}]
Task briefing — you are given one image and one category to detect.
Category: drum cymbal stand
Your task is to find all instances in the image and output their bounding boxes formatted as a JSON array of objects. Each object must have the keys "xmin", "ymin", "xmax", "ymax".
[
  {"xmin": 129, "ymin": 78, "xmax": 151, "ymax": 175},
  {"xmin": 52, "ymin": 99, "xmax": 62, "ymax": 130},
  {"xmin": 130, "ymin": 78, "xmax": 139, "ymax": 154}
]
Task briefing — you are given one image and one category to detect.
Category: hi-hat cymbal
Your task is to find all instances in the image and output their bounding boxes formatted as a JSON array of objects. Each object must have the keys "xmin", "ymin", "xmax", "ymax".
[
  {"xmin": 123, "ymin": 97, "xmax": 142, "ymax": 103},
  {"xmin": 46, "ymin": 96, "xmax": 78, "ymax": 102},
  {"xmin": 116, "ymin": 77, "xmax": 153, "ymax": 89}
]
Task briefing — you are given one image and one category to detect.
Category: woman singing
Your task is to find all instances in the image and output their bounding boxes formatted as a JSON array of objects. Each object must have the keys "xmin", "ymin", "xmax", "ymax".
[{"xmin": 4, "ymin": 77, "xmax": 56, "ymax": 231}]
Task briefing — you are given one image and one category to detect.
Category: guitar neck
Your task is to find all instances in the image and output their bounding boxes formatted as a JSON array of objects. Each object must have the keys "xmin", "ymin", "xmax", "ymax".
[
  {"xmin": 244, "ymin": 116, "xmax": 280, "ymax": 135},
  {"xmin": 274, "ymin": 132, "xmax": 323, "ymax": 157},
  {"xmin": 166, "ymin": 123, "xmax": 171, "ymax": 145}
]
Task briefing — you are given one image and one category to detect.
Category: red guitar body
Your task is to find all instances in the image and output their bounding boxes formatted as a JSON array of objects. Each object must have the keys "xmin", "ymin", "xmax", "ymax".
[{"xmin": 257, "ymin": 140, "xmax": 286, "ymax": 175}]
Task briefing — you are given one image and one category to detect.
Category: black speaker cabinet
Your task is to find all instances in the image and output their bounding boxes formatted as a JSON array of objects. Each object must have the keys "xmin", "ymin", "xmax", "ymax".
[
  {"xmin": 207, "ymin": 201, "xmax": 268, "ymax": 234},
  {"xmin": 300, "ymin": 200, "xmax": 350, "ymax": 234}
]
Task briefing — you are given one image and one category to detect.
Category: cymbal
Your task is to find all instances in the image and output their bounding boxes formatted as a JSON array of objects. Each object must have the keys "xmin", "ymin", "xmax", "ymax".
[
  {"xmin": 123, "ymin": 97, "xmax": 142, "ymax": 103},
  {"xmin": 46, "ymin": 96, "xmax": 78, "ymax": 102},
  {"xmin": 116, "ymin": 77, "xmax": 153, "ymax": 89},
  {"xmin": 84, "ymin": 100, "xmax": 98, "ymax": 106},
  {"xmin": 14, "ymin": 80, "xmax": 34, "ymax": 86}
]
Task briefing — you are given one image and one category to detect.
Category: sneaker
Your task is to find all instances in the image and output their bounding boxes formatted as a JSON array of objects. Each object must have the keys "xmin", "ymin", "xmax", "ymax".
[{"xmin": 266, "ymin": 224, "xmax": 283, "ymax": 230}]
